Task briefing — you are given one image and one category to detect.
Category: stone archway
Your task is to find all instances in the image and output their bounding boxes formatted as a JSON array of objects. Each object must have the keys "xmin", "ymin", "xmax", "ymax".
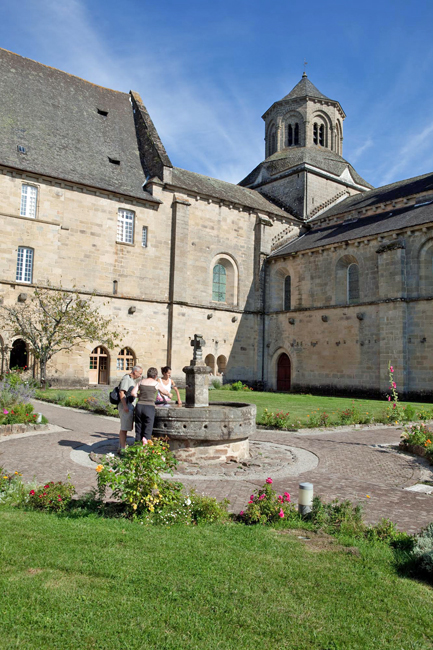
[
  {"xmin": 277, "ymin": 353, "xmax": 291, "ymax": 391},
  {"xmin": 10, "ymin": 339, "xmax": 28, "ymax": 370},
  {"xmin": 205, "ymin": 354, "xmax": 215, "ymax": 374}
]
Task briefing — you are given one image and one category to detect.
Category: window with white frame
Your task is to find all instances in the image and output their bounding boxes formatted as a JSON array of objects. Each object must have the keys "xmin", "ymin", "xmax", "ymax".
[
  {"xmin": 117, "ymin": 209, "xmax": 134, "ymax": 244},
  {"xmin": 142, "ymin": 226, "xmax": 148, "ymax": 248},
  {"xmin": 20, "ymin": 184, "xmax": 38, "ymax": 219},
  {"xmin": 16, "ymin": 247, "xmax": 33, "ymax": 283}
]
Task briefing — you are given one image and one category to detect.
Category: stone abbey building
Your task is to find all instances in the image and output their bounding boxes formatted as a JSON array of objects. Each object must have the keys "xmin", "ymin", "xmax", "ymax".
[{"xmin": 1, "ymin": 48, "xmax": 433, "ymax": 397}]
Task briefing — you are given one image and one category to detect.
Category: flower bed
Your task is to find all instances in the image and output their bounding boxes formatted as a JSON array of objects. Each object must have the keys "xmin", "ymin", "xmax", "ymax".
[{"xmin": 400, "ymin": 423, "xmax": 433, "ymax": 464}]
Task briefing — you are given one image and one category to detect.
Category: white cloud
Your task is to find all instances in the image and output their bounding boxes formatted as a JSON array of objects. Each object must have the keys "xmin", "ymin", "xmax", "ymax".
[{"xmin": 379, "ymin": 120, "xmax": 433, "ymax": 186}]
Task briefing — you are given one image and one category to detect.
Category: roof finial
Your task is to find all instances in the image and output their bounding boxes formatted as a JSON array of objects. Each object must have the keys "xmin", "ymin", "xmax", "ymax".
[{"xmin": 303, "ymin": 59, "xmax": 308, "ymax": 77}]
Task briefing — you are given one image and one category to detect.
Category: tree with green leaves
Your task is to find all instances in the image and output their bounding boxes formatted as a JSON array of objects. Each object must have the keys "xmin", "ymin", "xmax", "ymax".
[{"xmin": 0, "ymin": 286, "xmax": 122, "ymax": 387}]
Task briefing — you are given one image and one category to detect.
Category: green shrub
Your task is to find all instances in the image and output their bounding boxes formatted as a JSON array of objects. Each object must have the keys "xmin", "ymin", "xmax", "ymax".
[
  {"xmin": 96, "ymin": 439, "xmax": 180, "ymax": 517},
  {"xmin": 259, "ymin": 408, "xmax": 293, "ymax": 429},
  {"xmin": 401, "ymin": 423, "xmax": 431, "ymax": 447},
  {"xmin": 188, "ymin": 490, "xmax": 230, "ymax": 523},
  {"xmin": 310, "ymin": 496, "xmax": 365, "ymax": 536},
  {"xmin": 230, "ymin": 381, "xmax": 253, "ymax": 392},
  {"xmin": 240, "ymin": 478, "xmax": 297, "ymax": 525},
  {"xmin": 27, "ymin": 480, "xmax": 75, "ymax": 512},
  {"xmin": 412, "ymin": 522, "xmax": 433, "ymax": 577},
  {"xmin": 211, "ymin": 378, "xmax": 222, "ymax": 389},
  {"xmin": 0, "ymin": 402, "xmax": 38, "ymax": 425},
  {"xmin": 365, "ymin": 518, "xmax": 414, "ymax": 550}
]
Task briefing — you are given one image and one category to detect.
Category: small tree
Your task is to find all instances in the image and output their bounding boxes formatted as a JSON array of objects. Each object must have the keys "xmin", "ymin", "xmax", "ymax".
[{"xmin": 0, "ymin": 286, "xmax": 122, "ymax": 387}]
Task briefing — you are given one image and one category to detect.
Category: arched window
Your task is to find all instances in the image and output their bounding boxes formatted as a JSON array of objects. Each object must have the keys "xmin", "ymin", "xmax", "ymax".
[
  {"xmin": 319, "ymin": 124, "xmax": 325, "ymax": 146},
  {"xmin": 347, "ymin": 264, "xmax": 359, "ymax": 303},
  {"xmin": 313, "ymin": 123, "xmax": 318, "ymax": 145},
  {"xmin": 294, "ymin": 123, "xmax": 299, "ymax": 145},
  {"xmin": 117, "ymin": 347, "xmax": 136, "ymax": 371},
  {"xmin": 287, "ymin": 124, "xmax": 293, "ymax": 146},
  {"xmin": 336, "ymin": 255, "xmax": 360, "ymax": 305},
  {"xmin": 212, "ymin": 264, "xmax": 227, "ymax": 302},
  {"xmin": 284, "ymin": 275, "xmax": 291, "ymax": 311}
]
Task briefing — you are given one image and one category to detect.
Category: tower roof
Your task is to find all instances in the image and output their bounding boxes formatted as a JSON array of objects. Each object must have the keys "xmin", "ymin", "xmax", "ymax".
[{"xmin": 281, "ymin": 72, "xmax": 330, "ymax": 101}]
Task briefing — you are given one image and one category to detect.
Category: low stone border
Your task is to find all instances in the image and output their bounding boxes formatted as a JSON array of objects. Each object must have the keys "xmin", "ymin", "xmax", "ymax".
[
  {"xmin": 0, "ymin": 423, "xmax": 49, "ymax": 437},
  {"xmin": 399, "ymin": 442, "xmax": 432, "ymax": 464}
]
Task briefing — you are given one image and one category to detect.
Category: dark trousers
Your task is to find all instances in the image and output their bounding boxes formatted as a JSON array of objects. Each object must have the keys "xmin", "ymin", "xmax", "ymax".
[{"xmin": 135, "ymin": 403, "xmax": 155, "ymax": 442}]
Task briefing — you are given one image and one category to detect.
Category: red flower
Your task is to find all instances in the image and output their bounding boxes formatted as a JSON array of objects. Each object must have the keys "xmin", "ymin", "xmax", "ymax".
[
  {"xmin": 29, "ymin": 490, "xmax": 35, "ymax": 495},
  {"xmin": 43, "ymin": 492, "xmax": 47, "ymax": 496},
  {"xmin": 57, "ymin": 497, "xmax": 62, "ymax": 501},
  {"xmin": 44, "ymin": 484, "xmax": 49, "ymax": 489}
]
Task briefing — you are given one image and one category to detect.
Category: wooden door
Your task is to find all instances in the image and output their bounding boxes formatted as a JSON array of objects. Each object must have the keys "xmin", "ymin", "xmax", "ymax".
[
  {"xmin": 277, "ymin": 353, "xmax": 291, "ymax": 391},
  {"xmin": 89, "ymin": 347, "xmax": 109, "ymax": 385}
]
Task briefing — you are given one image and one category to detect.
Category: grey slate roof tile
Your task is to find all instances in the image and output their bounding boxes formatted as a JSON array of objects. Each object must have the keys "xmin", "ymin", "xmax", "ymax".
[
  {"xmin": 316, "ymin": 171, "xmax": 433, "ymax": 219},
  {"xmin": 270, "ymin": 200, "xmax": 433, "ymax": 257},
  {"xmin": 0, "ymin": 48, "xmax": 159, "ymax": 203},
  {"xmin": 170, "ymin": 167, "xmax": 295, "ymax": 217},
  {"xmin": 281, "ymin": 75, "xmax": 330, "ymax": 101},
  {"xmin": 240, "ymin": 147, "xmax": 373, "ymax": 189}
]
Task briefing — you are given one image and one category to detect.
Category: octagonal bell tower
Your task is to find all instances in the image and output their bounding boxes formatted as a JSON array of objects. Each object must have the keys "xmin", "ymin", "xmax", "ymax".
[{"xmin": 240, "ymin": 73, "xmax": 372, "ymax": 220}]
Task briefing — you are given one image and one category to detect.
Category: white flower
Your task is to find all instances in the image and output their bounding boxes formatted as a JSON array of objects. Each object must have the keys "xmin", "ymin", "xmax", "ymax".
[
  {"xmin": 106, "ymin": 453, "xmax": 115, "ymax": 459},
  {"xmin": 161, "ymin": 456, "xmax": 165, "ymax": 461},
  {"xmin": 185, "ymin": 498, "xmax": 191, "ymax": 506}
]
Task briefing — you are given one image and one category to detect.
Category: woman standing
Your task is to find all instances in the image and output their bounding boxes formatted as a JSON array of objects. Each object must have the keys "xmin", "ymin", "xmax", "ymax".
[
  {"xmin": 158, "ymin": 366, "xmax": 182, "ymax": 406},
  {"xmin": 131, "ymin": 367, "xmax": 171, "ymax": 444}
]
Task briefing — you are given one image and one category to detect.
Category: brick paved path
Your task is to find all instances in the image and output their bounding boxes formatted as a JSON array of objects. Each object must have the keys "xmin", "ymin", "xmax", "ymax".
[{"xmin": 0, "ymin": 400, "xmax": 432, "ymax": 534}]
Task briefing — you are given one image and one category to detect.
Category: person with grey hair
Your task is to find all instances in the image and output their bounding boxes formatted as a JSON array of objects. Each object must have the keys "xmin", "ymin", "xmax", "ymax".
[
  {"xmin": 118, "ymin": 365, "xmax": 143, "ymax": 451},
  {"xmin": 131, "ymin": 367, "xmax": 171, "ymax": 444}
]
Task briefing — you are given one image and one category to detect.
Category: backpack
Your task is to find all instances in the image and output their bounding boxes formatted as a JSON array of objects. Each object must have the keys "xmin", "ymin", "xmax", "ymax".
[{"xmin": 109, "ymin": 376, "xmax": 134, "ymax": 406}]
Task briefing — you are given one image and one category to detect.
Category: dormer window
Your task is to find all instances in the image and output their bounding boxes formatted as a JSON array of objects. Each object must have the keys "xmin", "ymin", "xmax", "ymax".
[
  {"xmin": 108, "ymin": 158, "xmax": 120, "ymax": 165},
  {"xmin": 17, "ymin": 145, "xmax": 26, "ymax": 154},
  {"xmin": 97, "ymin": 108, "xmax": 108, "ymax": 117}
]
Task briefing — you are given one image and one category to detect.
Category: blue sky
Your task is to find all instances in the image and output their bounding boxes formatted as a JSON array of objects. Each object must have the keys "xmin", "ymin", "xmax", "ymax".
[{"xmin": 1, "ymin": 0, "xmax": 433, "ymax": 188}]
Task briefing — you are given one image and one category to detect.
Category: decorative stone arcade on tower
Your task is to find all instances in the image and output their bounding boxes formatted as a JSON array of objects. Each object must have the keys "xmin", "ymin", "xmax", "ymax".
[{"xmin": 153, "ymin": 334, "xmax": 256, "ymax": 463}]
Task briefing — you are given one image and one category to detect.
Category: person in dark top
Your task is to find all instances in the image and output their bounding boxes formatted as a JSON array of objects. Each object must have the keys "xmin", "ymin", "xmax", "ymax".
[{"xmin": 131, "ymin": 367, "xmax": 171, "ymax": 443}]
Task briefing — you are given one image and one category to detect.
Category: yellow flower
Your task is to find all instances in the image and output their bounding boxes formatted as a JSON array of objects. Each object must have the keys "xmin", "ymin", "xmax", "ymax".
[
  {"xmin": 14, "ymin": 471, "xmax": 18, "ymax": 475},
  {"xmin": 366, "ymin": 495, "xmax": 371, "ymax": 498},
  {"xmin": 95, "ymin": 464, "xmax": 104, "ymax": 473},
  {"xmin": 132, "ymin": 504, "xmax": 137, "ymax": 510},
  {"xmin": 147, "ymin": 440, "xmax": 153, "ymax": 446},
  {"xmin": 3, "ymin": 476, "xmax": 8, "ymax": 479},
  {"xmin": 149, "ymin": 505, "xmax": 154, "ymax": 512}
]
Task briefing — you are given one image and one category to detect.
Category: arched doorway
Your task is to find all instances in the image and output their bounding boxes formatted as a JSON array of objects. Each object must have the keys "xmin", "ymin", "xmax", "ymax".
[
  {"xmin": 205, "ymin": 354, "xmax": 215, "ymax": 374},
  {"xmin": 217, "ymin": 355, "xmax": 227, "ymax": 375},
  {"xmin": 89, "ymin": 346, "xmax": 110, "ymax": 385},
  {"xmin": 277, "ymin": 353, "xmax": 291, "ymax": 391},
  {"xmin": 10, "ymin": 339, "xmax": 28, "ymax": 370},
  {"xmin": 116, "ymin": 347, "xmax": 136, "ymax": 372}
]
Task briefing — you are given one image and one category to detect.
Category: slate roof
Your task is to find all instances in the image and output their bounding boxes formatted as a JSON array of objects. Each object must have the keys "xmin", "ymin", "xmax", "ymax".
[
  {"xmin": 314, "ymin": 171, "xmax": 433, "ymax": 219},
  {"xmin": 239, "ymin": 147, "xmax": 373, "ymax": 189},
  {"xmin": 0, "ymin": 48, "xmax": 160, "ymax": 203},
  {"xmin": 170, "ymin": 167, "xmax": 294, "ymax": 217},
  {"xmin": 270, "ymin": 197, "xmax": 433, "ymax": 258},
  {"xmin": 281, "ymin": 74, "xmax": 330, "ymax": 101}
]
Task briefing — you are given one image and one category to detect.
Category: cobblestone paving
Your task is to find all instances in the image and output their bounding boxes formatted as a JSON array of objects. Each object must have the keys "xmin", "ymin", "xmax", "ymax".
[{"xmin": 0, "ymin": 400, "xmax": 431, "ymax": 534}]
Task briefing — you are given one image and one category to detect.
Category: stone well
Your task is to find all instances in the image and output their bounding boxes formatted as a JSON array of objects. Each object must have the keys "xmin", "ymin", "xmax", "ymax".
[
  {"xmin": 153, "ymin": 333, "xmax": 256, "ymax": 464},
  {"xmin": 153, "ymin": 402, "xmax": 255, "ymax": 463}
]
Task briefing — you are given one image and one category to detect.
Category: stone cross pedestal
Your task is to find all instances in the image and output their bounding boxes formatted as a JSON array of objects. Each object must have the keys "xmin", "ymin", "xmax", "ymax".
[{"xmin": 182, "ymin": 334, "xmax": 211, "ymax": 407}]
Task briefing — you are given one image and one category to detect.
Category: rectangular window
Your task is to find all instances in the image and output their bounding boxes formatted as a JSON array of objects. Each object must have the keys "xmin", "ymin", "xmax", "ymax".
[
  {"xmin": 16, "ymin": 247, "xmax": 33, "ymax": 283},
  {"xmin": 117, "ymin": 209, "xmax": 134, "ymax": 244},
  {"xmin": 142, "ymin": 226, "xmax": 148, "ymax": 248},
  {"xmin": 20, "ymin": 184, "xmax": 38, "ymax": 219}
]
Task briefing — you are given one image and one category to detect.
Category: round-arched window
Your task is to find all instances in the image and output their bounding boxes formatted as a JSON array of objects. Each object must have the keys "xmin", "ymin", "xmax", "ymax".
[
  {"xmin": 347, "ymin": 264, "xmax": 360, "ymax": 303},
  {"xmin": 212, "ymin": 264, "xmax": 227, "ymax": 302},
  {"xmin": 117, "ymin": 347, "xmax": 136, "ymax": 371}
]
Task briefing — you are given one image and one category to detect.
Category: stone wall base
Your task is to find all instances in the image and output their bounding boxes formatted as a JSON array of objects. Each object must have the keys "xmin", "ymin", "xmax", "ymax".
[
  {"xmin": 0, "ymin": 423, "xmax": 49, "ymax": 437},
  {"xmin": 168, "ymin": 438, "xmax": 249, "ymax": 464}
]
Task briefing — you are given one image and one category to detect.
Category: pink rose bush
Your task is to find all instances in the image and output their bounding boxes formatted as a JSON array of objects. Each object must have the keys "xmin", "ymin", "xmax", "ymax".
[{"xmin": 239, "ymin": 478, "xmax": 295, "ymax": 525}]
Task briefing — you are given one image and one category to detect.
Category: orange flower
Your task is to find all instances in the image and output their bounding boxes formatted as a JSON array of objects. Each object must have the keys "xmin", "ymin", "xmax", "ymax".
[{"xmin": 95, "ymin": 464, "xmax": 104, "ymax": 473}]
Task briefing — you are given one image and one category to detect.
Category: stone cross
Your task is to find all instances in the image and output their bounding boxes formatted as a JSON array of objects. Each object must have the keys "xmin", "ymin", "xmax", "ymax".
[{"xmin": 190, "ymin": 334, "xmax": 205, "ymax": 364}]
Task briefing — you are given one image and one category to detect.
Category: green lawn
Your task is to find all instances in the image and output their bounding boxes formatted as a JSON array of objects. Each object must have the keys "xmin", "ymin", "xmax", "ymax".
[
  {"xmin": 35, "ymin": 387, "xmax": 433, "ymax": 427},
  {"xmin": 0, "ymin": 509, "xmax": 432, "ymax": 650}
]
